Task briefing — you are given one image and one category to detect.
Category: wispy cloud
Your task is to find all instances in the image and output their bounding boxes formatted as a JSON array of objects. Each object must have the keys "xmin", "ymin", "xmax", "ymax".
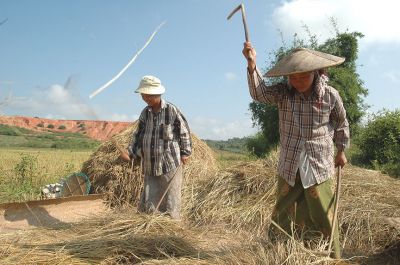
[
  {"xmin": 190, "ymin": 116, "xmax": 258, "ymax": 140},
  {"xmin": 107, "ymin": 113, "xmax": 139, "ymax": 122},
  {"xmin": 272, "ymin": 0, "xmax": 400, "ymax": 45}
]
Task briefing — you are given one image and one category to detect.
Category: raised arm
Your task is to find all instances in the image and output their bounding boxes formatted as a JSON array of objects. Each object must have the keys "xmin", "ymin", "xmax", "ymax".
[
  {"xmin": 243, "ymin": 42, "xmax": 257, "ymax": 74},
  {"xmin": 243, "ymin": 42, "xmax": 286, "ymax": 105}
]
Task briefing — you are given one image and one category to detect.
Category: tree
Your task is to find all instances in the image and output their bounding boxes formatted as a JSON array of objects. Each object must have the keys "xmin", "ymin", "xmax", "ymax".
[
  {"xmin": 248, "ymin": 102, "xmax": 279, "ymax": 155},
  {"xmin": 247, "ymin": 24, "xmax": 368, "ymax": 157},
  {"xmin": 319, "ymin": 31, "xmax": 368, "ymax": 135},
  {"xmin": 354, "ymin": 110, "xmax": 400, "ymax": 177}
]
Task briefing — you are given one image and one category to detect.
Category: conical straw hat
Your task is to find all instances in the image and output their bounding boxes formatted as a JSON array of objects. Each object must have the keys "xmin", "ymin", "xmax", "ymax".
[{"xmin": 265, "ymin": 48, "xmax": 345, "ymax": 77}]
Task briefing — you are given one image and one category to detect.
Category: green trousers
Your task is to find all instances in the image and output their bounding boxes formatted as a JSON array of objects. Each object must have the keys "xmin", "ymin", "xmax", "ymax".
[{"xmin": 270, "ymin": 172, "xmax": 341, "ymax": 259}]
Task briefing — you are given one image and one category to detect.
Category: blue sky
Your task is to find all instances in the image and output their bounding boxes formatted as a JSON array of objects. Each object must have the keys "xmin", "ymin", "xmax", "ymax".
[{"xmin": 1, "ymin": 0, "xmax": 399, "ymax": 140}]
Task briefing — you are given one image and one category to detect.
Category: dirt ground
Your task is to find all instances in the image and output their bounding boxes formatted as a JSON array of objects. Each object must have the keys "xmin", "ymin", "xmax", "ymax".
[{"xmin": 0, "ymin": 194, "xmax": 107, "ymax": 232}]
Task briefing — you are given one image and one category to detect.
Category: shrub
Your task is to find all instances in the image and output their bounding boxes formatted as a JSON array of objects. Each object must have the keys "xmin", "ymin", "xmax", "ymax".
[
  {"xmin": 11, "ymin": 154, "xmax": 40, "ymax": 199},
  {"xmin": 58, "ymin": 125, "xmax": 66, "ymax": 130},
  {"xmin": 37, "ymin": 123, "xmax": 44, "ymax": 127},
  {"xmin": 47, "ymin": 124, "xmax": 55, "ymax": 129},
  {"xmin": 78, "ymin": 123, "xmax": 86, "ymax": 131},
  {"xmin": 0, "ymin": 124, "xmax": 20, "ymax": 136},
  {"xmin": 246, "ymin": 132, "xmax": 271, "ymax": 158},
  {"xmin": 355, "ymin": 110, "xmax": 400, "ymax": 177}
]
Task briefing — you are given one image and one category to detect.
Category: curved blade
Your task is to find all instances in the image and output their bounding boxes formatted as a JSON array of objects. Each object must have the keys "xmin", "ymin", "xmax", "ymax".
[{"xmin": 227, "ymin": 4, "xmax": 242, "ymax": 20}]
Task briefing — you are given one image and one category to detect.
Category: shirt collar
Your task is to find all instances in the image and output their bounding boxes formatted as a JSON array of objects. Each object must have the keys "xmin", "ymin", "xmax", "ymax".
[
  {"xmin": 160, "ymin": 99, "xmax": 167, "ymax": 109},
  {"xmin": 146, "ymin": 98, "xmax": 167, "ymax": 112}
]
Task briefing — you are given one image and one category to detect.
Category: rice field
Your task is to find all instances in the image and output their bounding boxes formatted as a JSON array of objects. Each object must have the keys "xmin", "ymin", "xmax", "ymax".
[{"xmin": 0, "ymin": 148, "xmax": 92, "ymax": 203}]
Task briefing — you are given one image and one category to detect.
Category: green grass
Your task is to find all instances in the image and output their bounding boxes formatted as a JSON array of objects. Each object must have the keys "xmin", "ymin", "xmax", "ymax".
[
  {"xmin": 0, "ymin": 148, "xmax": 93, "ymax": 203},
  {"xmin": 0, "ymin": 135, "xmax": 29, "ymax": 146},
  {"xmin": 0, "ymin": 124, "xmax": 100, "ymax": 150},
  {"xmin": 204, "ymin": 138, "xmax": 249, "ymax": 154},
  {"xmin": 211, "ymin": 149, "xmax": 257, "ymax": 169},
  {"xmin": 0, "ymin": 124, "xmax": 36, "ymax": 136},
  {"xmin": 0, "ymin": 125, "xmax": 100, "ymax": 202}
]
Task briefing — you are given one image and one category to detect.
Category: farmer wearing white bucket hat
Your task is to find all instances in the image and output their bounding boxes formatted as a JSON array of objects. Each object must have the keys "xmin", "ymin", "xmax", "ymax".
[
  {"xmin": 243, "ymin": 44, "xmax": 349, "ymax": 259},
  {"xmin": 120, "ymin": 75, "xmax": 192, "ymax": 220}
]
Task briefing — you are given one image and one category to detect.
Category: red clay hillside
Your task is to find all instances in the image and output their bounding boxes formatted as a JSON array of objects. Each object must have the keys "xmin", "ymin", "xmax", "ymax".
[{"xmin": 0, "ymin": 115, "xmax": 131, "ymax": 141}]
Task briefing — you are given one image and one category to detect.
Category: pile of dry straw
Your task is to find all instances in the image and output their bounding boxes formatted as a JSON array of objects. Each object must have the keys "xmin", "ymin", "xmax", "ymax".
[
  {"xmin": 81, "ymin": 121, "xmax": 217, "ymax": 207},
  {"xmin": 1, "ymin": 123, "xmax": 399, "ymax": 264}
]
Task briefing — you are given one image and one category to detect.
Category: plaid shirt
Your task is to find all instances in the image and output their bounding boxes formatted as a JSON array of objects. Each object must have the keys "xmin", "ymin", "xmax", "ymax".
[
  {"xmin": 248, "ymin": 67, "xmax": 350, "ymax": 186},
  {"xmin": 129, "ymin": 99, "xmax": 192, "ymax": 176}
]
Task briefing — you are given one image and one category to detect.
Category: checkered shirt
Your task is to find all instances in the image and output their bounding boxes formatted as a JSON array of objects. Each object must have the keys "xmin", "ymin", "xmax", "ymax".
[
  {"xmin": 129, "ymin": 99, "xmax": 192, "ymax": 176},
  {"xmin": 248, "ymin": 67, "xmax": 350, "ymax": 186}
]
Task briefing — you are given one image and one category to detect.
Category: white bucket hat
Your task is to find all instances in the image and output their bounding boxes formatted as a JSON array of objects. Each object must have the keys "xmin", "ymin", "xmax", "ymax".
[
  {"xmin": 265, "ymin": 48, "xmax": 345, "ymax": 77},
  {"xmin": 135, "ymin": 75, "xmax": 165, "ymax": 95}
]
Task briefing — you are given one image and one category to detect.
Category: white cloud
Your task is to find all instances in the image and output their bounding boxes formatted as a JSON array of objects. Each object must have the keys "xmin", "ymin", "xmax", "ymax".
[
  {"xmin": 224, "ymin": 72, "xmax": 237, "ymax": 81},
  {"xmin": 190, "ymin": 116, "xmax": 258, "ymax": 140},
  {"xmin": 272, "ymin": 0, "xmax": 400, "ymax": 44},
  {"xmin": 8, "ymin": 83, "xmax": 99, "ymax": 120},
  {"xmin": 47, "ymin": 85, "xmax": 70, "ymax": 104},
  {"xmin": 107, "ymin": 113, "xmax": 139, "ymax": 122},
  {"xmin": 45, "ymin": 113, "xmax": 66, "ymax": 120}
]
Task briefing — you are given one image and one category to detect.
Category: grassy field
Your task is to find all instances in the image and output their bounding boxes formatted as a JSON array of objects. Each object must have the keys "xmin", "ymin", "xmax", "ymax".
[
  {"xmin": 0, "ymin": 124, "xmax": 100, "ymax": 149},
  {"xmin": 212, "ymin": 149, "xmax": 256, "ymax": 169},
  {"xmin": 0, "ymin": 148, "xmax": 93, "ymax": 203},
  {"xmin": 0, "ymin": 146, "xmax": 254, "ymax": 203},
  {"xmin": 0, "ymin": 125, "xmax": 101, "ymax": 202}
]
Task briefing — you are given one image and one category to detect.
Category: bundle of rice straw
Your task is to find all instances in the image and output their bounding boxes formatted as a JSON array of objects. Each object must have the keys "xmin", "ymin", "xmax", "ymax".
[
  {"xmin": 338, "ymin": 165, "xmax": 400, "ymax": 260},
  {"xmin": 185, "ymin": 159, "xmax": 278, "ymax": 234},
  {"xmin": 81, "ymin": 122, "xmax": 217, "ymax": 207},
  {"xmin": 0, "ymin": 211, "xmax": 205, "ymax": 264},
  {"xmin": 185, "ymin": 154, "xmax": 400, "ymax": 263},
  {"xmin": 0, "ymin": 209, "xmax": 334, "ymax": 265}
]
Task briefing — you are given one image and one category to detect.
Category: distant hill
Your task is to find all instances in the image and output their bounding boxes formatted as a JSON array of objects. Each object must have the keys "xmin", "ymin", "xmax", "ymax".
[{"xmin": 0, "ymin": 115, "xmax": 131, "ymax": 141}]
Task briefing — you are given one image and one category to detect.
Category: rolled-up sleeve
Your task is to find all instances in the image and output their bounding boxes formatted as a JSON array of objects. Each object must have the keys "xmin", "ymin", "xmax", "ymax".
[
  {"xmin": 331, "ymin": 93, "xmax": 350, "ymax": 151},
  {"xmin": 247, "ymin": 66, "xmax": 285, "ymax": 105}
]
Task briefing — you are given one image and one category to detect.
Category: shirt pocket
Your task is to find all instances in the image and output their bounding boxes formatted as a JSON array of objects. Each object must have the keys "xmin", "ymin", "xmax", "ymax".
[
  {"xmin": 161, "ymin": 124, "xmax": 174, "ymax": 141},
  {"xmin": 313, "ymin": 102, "xmax": 330, "ymax": 125}
]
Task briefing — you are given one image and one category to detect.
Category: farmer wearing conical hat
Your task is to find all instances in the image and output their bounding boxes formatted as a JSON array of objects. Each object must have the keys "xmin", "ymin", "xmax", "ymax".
[
  {"xmin": 243, "ymin": 44, "xmax": 350, "ymax": 259},
  {"xmin": 119, "ymin": 75, "xmax": 192, "ymax": 220}
]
